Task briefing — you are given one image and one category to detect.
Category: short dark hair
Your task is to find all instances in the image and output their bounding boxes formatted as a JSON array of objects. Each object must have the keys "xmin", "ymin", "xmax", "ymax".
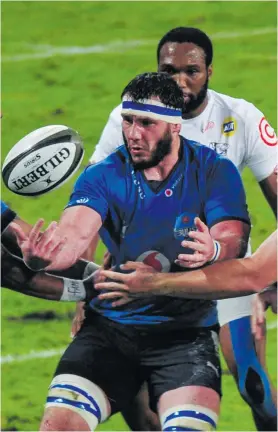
[
  {"xmin": 157, "ymin": 27, "xmax": 213, "ymax": 67},
  {"xmin": 121, "ymin": 72, "xmax": 184, "ymax": 110}
]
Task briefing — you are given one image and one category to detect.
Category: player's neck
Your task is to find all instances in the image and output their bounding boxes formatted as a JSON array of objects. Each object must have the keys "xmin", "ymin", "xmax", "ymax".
[
  {"xmin": 143, "ymin": 136, "xmax": 181, "ymax": 181},
  {"xmin": 182, "ymin": 94, "xmax": 209, "ymax": 120}
]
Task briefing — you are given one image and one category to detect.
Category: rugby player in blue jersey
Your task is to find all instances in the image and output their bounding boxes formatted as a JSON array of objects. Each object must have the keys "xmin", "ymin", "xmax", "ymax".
[{"xmin": 12, "ymin": 72, "xmax": 251, "ymax": 431}]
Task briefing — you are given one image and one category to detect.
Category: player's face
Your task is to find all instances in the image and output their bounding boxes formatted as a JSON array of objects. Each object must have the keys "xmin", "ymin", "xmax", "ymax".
[
  {"xmin": 158, "ymin": 42, "xmax": 212, "ymax": 114},
  {"xmin": 122, "ymin": 114, "xmax": 172, "ymax": 169}
]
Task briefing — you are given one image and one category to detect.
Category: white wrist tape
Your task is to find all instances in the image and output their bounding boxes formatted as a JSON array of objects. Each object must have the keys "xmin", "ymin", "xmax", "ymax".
[
  {"xmin": 209, "ymin": 240, "xmax": 221, "ymax": 264},
  {"xmin": 61, "ymin": 278, "xmax": 86, "ymax": 302}
]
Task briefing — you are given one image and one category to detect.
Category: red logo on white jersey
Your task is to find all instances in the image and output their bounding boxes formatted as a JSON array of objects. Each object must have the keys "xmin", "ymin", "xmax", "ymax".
[
  {"xmin": 259, "ymin": 117, "xmax": 277, "ymax": 146},
  {"xmin": 203, "ymin": 121, "xmax": 215, "ymax": 133},
  {"xmin": 136, "ymin": 251, "xmax": 171, "ymax": 273}
]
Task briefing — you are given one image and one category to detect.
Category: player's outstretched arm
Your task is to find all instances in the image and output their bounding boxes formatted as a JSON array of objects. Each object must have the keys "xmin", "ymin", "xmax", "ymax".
[
  {"xmin": 95, "ymin": 231, "xmax": 277, "ymax": 303},
  {"xmin": 10, "ymin": 206, "xmax": 102, "ymax": 271}
]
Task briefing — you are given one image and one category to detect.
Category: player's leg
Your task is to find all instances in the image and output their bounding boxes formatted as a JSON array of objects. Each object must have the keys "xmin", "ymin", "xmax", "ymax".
[
  {"xmin": 148, "ymin": 325, "xmax": 221, "ymax": 431},
  {"xmin": 159, "ymin": 386, "xmax": 220, "ymax": 431},
  {"xmin": 121, "ymin": 382, "xmax": 161, "ymax": 431},
  {"xmin": 40, "ymin": 312, "xmax": 142, "ymax": 431},
  {"xmin": 218, "ymin": 296, "xmax": 277, "ymax": 431}
]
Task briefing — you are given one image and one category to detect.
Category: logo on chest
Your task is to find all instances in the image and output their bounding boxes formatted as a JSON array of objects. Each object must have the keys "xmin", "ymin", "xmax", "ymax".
[
  {"xmin": 222, "ymin": 117, "xmax": 237, "ymax": 137},
  {"xmin": 174, "ymin": 212, "xmax": 198, "ymax": 239},
  {"xmin": 136, "ymin": 250, "xmax": 171, "ymax": 272},
  {"xmin": 208, "ymin": 142, "xmax": 229, "ymax": 156}
]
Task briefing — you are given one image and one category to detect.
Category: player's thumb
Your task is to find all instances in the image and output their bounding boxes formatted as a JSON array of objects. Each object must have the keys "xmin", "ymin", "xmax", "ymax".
[{"xmin": 194, "ymin": 217, "xmax": 208, "ymax": 232}]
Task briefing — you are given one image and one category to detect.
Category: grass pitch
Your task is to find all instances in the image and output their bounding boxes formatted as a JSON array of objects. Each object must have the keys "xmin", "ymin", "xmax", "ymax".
[{"xmin": 1, "ymin": 1, "xmax": 277, "ymax": 431}]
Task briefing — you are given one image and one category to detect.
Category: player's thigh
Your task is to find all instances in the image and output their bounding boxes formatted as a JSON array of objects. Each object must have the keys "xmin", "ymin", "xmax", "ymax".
[
  {"xmin": 158, "ymin": 386, "xmax": 220, "ymax": 431},
  {"xmin": 148, "ymin": 326, "xmax": 222, "ymax": 411},
  {"xmin": 51, "ymin": 313, "xmax": 143, "ymax": 415}
]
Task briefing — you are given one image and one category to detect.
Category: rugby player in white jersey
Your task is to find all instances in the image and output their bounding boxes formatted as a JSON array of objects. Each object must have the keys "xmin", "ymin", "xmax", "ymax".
[{"xmin": 73, "ymin": 27, "xmax": 277, "ymax": 431}]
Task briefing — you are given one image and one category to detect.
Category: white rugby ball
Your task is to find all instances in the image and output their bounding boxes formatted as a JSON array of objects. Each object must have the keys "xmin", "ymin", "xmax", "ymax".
[{"xmin": 2, "ymin": 125, "xmax": 84, "ymax": 196}]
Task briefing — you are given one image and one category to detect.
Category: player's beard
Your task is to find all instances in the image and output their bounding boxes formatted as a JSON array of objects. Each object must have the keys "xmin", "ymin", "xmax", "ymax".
[
  {"xmin": 123, "ymin": 129, "xmax": 172, "ymax": 170},
  {"xmin": 182, "ymin": 74, "xmax": 209, "ymax": 115}
]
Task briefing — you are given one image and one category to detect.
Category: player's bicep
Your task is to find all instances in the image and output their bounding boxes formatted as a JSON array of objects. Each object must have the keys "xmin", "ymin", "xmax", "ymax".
[{"xmin": 259, "ymin": 171, "xmax": 277, "ymax": 217}]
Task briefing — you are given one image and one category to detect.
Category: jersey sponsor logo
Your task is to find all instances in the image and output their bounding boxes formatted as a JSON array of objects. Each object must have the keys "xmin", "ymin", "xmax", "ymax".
[
  {"xmin": 174, "ymin": 212, "xmax": 198, "ymax": 240},
  {"xmin": 222, "ymin": 117, "xmax": 237, "ymax": 137},
  {"xmin": 208, "ymin": 142, "xmax": 229, "ymax": 156},
  {"xmin": 164, "ymin": 173, "xmax": 183, "ymax": 197},
  {"xmin": 136, "ymin": 250, "xmax": 171, "ymax": 272},
  {"xmin": 165, "ymin": 188, "xmax": 173, "ymax": 197},
  {"xmin": 259, "ymin": 117, "xmax": 277, "ymax": 146}
]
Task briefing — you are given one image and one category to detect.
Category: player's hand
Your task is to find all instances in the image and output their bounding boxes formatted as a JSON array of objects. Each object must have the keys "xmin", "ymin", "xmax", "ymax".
[
  {"xmin": 175, "ymin": 217, "xmax": 215, "ymax": 268},
  {"xmin": 95, "ymin": 261, "xmax": 158, "ymax": 307},
  {"xmin": 251, "ymin": 287, "xmax": 277, "ymax": 340},
  {"xmin": 10, "ymin": 218, "xmax": 64, "ymax": 271},
  {"xmin": 71, "ymin": 302, "xmax": 85, "ymax": 338}
]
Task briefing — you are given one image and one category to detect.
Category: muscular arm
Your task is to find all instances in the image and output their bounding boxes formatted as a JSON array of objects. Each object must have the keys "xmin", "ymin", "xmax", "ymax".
[
  {"xmin": 96, "ymin": 231, "xmax": 277, "ymax": 301},
  {"xmin": 10, "ymin": 206, "xmax": 102, "ymax": 271}
]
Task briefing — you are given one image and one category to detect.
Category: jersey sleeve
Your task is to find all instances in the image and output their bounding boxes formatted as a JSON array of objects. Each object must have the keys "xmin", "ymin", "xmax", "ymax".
[
  {"xmin": 244, "ymin": 103, "xmax": 277, "ymax": 181},
  {"xmin": 65, "ymin": 165, "xmax": 109, "ymax": 222},
  {"xmin": 1, "ymin": 201, "xmax": 17, "ymax": 233},
  {"xmin": 203, "ymin": 156, "xmax": 250, "ymax": 228},
  {"xmin": 89, "ymin": 105, "xmax": 123, "ymax": 163}
]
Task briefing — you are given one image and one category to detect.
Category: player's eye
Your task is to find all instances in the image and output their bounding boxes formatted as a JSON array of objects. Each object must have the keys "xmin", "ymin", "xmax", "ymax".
[
  {"xmin": 141, "ymin": 118, "xmax": 153, "ymax": 127},
  {"xmin": 186, "ymin": 68, "xmax": 199, "ymax": 76},
  {"xmin": 160, "ymin": 65, "xmax": 177, "ymax": 76},
  {"xmin": 122, "ymin": 115, "xmax": 133, "ymax": 124}
]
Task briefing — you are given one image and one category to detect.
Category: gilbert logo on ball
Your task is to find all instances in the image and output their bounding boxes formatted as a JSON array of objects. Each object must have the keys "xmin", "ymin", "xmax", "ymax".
[{"xmin": 2, "ymin": 125, "xmax": 84, "ymax": 196}]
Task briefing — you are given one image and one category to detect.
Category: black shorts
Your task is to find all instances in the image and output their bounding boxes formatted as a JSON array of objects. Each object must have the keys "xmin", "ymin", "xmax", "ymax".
[{"xmin": 55, "ymin": 311, "xmax": 221, "ymax": 414}]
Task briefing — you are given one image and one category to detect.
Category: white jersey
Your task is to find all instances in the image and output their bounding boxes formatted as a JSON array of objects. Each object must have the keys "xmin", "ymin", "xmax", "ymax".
[
  {"xmin": 90, "ymin": 89, "xmax": 277, "ymax": 326},
  {"xmin": 91, "ymin": 89, "xmax": 277, "ymax": 182}
]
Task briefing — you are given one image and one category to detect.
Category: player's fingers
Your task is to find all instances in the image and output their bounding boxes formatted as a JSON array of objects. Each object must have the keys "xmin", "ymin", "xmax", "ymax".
[
  {"xmin": 95, "ymin": 281, "xmax": 128, "ymax": 291},
  {"xmin": 121, "ymin": 261, "xmax": 150, "ymax": 270},
  {"xmin": 112, "ymin": 297, "xmax": 132, "ymax": 307},
  {"xmin": 98, "ymin": 269, "xmax": 128, "ymax": 282},
  {"xmin": 37, "ymin": 221, "xmax": 59, "ymax": 250},
  {"xmin": 98, "ymin": 290, "xmax": 127, "ymax": 301},
  {"xmin": 194, "ymin": 217, "xmax": 208, "ymax": 233},
  {"xmin": 181, "ymin": 240, "xmax": 205, "ymax": 252},
  {"xmin": 9, "ymin": 222, "xmax": 28, "ymax": 245},
  {"xmin": 29, "ymin": 218, "xmax": 45, "ymax": 246},
  {"xmin": 188, "ymin": 230, "xmax": 209, "ymax": 243},
  {"xmin": 174, "ymin": 259, "xmax": 193, "ymax": 268},
  {"xmin": 177, "ymin": 253, "xmax": 204, "ymax": 263}
]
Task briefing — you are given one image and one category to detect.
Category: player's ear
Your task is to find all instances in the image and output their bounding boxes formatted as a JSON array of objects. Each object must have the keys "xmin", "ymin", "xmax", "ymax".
[
  {"xmin": 172, "ymin": 123, "xmax": 181, "ymax": 134},
  {"xmin": 208, "ymin": 64, "xmax": 213, "ymax": 79}
]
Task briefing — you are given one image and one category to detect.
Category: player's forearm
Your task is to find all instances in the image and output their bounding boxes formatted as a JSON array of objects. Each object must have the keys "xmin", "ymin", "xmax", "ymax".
[
  {"xmin": 211, "ymin": 221, "xmax": 250, "ymax": 261},
  {"xmin": 152, "ymin": 258, "xmax": 263, "ymax": 299}
]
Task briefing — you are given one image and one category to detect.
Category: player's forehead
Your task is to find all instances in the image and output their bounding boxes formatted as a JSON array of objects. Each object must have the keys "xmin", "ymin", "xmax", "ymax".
[{"xmin": 159, "ymin": 42, "xmax": 206, "ymax": 67}]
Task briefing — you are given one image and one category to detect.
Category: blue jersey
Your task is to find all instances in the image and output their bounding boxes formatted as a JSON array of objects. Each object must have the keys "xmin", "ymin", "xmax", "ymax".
[
  {"xmin": 1, "ymin": 201, "xmax": 16, "ymax": 233},
  {"xmin": 67, "ymin": 138, "xmax": 250, "ymax": 328}
]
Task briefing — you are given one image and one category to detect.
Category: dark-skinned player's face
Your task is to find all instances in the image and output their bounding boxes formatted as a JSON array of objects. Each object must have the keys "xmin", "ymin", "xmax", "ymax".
[{"xmin": 158, "ymin": 42, "xmax": 212, "ymax": 113}]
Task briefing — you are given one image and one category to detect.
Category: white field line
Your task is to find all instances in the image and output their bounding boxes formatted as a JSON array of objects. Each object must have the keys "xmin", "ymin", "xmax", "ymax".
[
  {"xmin": 1, "ymin": 321, "xmax": 277, "ymax": 365},
  {"xmin": 2, "ymin": 27, "xmax": 276, "ymax": 63}
]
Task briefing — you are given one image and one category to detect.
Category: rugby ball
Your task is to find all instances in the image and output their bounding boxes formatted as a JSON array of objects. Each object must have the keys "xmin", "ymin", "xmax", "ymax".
[{"xmin": 2, "ymin": 125, "xmax": 84, "ymax": 196}]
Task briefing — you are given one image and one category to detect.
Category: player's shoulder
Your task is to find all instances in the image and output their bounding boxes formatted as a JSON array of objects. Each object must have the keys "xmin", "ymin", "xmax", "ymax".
[
  {"xmin": 210, "ymin": 89, "xmax": 262, "ymax": 121},
  {"xmin": 183, "ymin": 137, "xmax": 235, "ymax": 170}
]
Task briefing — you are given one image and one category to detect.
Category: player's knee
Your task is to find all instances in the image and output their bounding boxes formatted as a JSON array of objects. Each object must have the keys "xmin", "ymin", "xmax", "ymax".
[
  {"xmin": 161, "ymin": 405, "xmax": 218, "ymax": 431},
  {"xmin": 44, "ymin": 374, "xmax": 110, "ymax": 431}
]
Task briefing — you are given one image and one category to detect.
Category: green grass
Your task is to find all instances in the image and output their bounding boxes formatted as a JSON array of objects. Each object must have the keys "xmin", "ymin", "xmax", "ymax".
[{"xmin": 1, "ymin": 1, "xmax": 277, "ymax": 431}]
